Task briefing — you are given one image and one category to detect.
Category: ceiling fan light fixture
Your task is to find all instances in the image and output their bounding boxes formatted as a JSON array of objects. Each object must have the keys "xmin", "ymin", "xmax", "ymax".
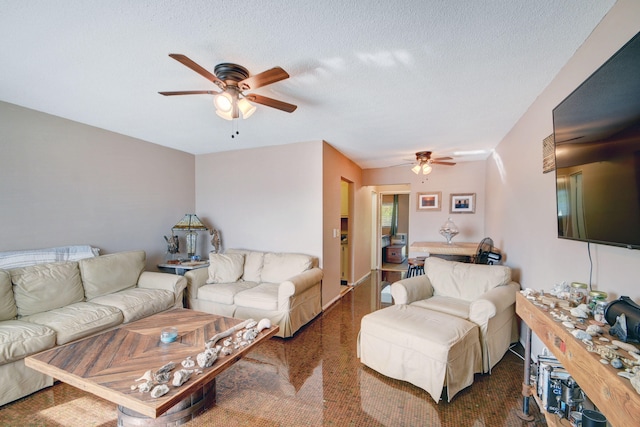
[
  {"xmin": 411, "ymin": 164, "xmax": 422, "ymax": 174},
  {"xmin": 237, "ymin": 98, "xmax": 257, "ymax": 119},
  {"xmin": 214, "ymin": 92, "xmax": 233, "ymax": 112},
  {"xmin": 215, "ymin": 109, "xmax": 234, "ymax": 121},
  {"xmin": 422, "ymin": 164, "xmax": 433, "ymax": 174}
]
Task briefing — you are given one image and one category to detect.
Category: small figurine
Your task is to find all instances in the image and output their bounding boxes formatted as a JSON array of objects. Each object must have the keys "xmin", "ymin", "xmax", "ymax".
[
  {"xmin": 210, "ymin": 229, "xmax": 222, "ymax": 253},
  {"xmin": 164, "ymin": 234, "xmax": 179, "ymax": 255}
]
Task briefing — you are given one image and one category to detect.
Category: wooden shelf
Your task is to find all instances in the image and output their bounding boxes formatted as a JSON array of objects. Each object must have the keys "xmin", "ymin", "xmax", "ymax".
[{"xmin": 516, "ymin": 292, "xmax": 640, "ymax": 427}]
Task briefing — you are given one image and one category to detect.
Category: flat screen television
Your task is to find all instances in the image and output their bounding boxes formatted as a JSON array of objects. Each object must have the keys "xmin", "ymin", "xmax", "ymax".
[{"xmin": 553, "ymin": 31, "xmax": 640, "ymax": 250}]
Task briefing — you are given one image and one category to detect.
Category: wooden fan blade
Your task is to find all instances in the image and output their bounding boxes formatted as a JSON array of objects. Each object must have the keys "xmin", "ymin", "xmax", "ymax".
[
  {"xmin": 433, "ymin": 156, "xmax": 453, "ymax": 161},
  {"xmin": 168, "ymin": 54, "xmax": 226, "ymax": 89},
  {"xmin": 245, "ymin": 94, "xmax": 297, "ymax": 113},
  {"xmin": 432, "ymin": 161, "xmax": 456, "ymax": 166},
  {"xmin": 158, "ymin": 90, "xmax": 218, "ymax": 96},
  {"xmin": 238, "ymin": 67, "xmax": 289, "ymax": 91}
]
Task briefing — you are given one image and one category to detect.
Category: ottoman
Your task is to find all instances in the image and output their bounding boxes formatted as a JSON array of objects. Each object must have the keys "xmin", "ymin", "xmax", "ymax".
[{"xmin": 357, "ymin": 304, "xmax": 482, "ymax": 402}]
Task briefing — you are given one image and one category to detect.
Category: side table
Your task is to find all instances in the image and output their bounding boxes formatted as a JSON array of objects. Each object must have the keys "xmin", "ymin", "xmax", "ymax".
[{"xmin": 157, "ymin": 261, "xmax": 209, "ymax": 276}]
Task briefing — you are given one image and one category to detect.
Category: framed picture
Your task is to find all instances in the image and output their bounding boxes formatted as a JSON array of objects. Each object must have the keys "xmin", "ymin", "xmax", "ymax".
[
  {"xmin": 450, "ymin": 193, "xmax": 476, "ymax": 214},
  {"xmin": 416, "ymin": 191, "xmax": 442, "ymax": 211}
]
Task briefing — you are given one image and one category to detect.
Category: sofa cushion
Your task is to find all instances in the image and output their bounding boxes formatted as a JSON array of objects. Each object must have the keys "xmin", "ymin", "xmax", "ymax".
[
  {"xmin": 234, "ymin": 283, "xmax": 280, "ymax": 311},
  {"xmin": 90, "ymin": 287, "xmax": 175, "ymax": 323},
  {"xmin": 0, "ymin": 270, "xmax": 17, "ymax": 321},
  {"xmin": 260, "ymin": 253, "xmax": 312, "ymax": 283},
  {"xmin": 80, "ymin": 250, "xmax": 145, "ymax": 300},
  {"xmin": 11, "ymin": 261, "xmax": 85, "ymax": 317},
  {"xmin": 206, "ymin": 253, "xmax": 245, "ymax": 284},
  {"xmin": 22, "ymin": 302, "xmax": 123, "ymax": 345},
  {"xmin": 426, "ymin": 257, "xmax": 511, "ymax": 301},
  {"xmin": 198, "ymin": 281, "xmax": 259, "ymax": 305},
  {"xmin": 226, "ymin": 249, "xmax": 264, "ymax": 282},
  {"xmin": 411, "ymin": 296, "xmax": 471, "ymax": 319},
  {"xmin": 0, "ymin": 320, "xmax": 56, "ymax": 364}
]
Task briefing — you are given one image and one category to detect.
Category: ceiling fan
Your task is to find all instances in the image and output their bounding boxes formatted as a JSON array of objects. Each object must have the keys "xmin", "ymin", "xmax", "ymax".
[
  {"xmin": 159, "ymin": 54, "xmax": 297, "ymax": 120},
  {"xmin": 411, "ymin": 151, "xmax": 456, "ymax": 175}
]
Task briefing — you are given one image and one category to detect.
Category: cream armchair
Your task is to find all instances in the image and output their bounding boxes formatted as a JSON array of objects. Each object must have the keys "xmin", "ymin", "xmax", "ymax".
[{"xmin": 390, "ymin": 257, "xmax": 520, "ymax": 373}]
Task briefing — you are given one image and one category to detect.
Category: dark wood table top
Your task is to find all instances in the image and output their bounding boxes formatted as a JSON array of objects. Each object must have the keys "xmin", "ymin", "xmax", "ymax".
[{"xmin": 25, "ymin": 308, "xmax": 278, "ymax": 418}]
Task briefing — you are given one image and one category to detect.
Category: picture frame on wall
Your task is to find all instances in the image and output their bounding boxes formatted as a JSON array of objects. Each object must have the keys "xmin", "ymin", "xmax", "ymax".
[
  {"xmin": 450, "ymin": 193, "xmax": 476, "ymax": 214},
  {"xmin": 416, "ymin": 192, "xmax": 442, "ymax": 211}
]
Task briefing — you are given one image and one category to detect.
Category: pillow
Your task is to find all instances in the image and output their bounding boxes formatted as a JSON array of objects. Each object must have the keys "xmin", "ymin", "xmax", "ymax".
[
  {"xmin": 426, "ymin": 257, "xmax": 511, "ymax": 301},
  {"xmin": 0, "ymin": 269, "xmax": 17, "ymax": 320},
  {"xmin": 260, "ymin": 253, "xmax": 313, "ymax": 283},
  {"xmin": 225, "ymin": 249, "xmax": 264, "ymax": 282},
  {"xmin": 80, "ymin": 250, "xmax": 145, "ymax": 300},
  {"xmin": 11, "ymin": 261, "xmax": 85, "ymax": 316},
  {"xmin": 207, "ymin": 253, "xmax": 245, "ymax": 284}
]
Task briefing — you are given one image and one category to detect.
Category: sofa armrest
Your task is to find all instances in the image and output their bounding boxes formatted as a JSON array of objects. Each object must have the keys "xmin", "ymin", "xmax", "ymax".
[
  {"xmin": 390, "ymin": 275, "xmax": 434, "ymax": 305},
  {"xmin": 137, "ymin": 271, "xmax": 187, "ymax": 296},
  {"xmin": 184, "ymin": 268, "xmax": 209, "ymax": 300},
  {"xmin": 469, "ymin": 281, "xmax": 520, "ymax": 324},
  {"xmin": 278, "ymin": 267, "xmax": 323, "ymax": 308}
]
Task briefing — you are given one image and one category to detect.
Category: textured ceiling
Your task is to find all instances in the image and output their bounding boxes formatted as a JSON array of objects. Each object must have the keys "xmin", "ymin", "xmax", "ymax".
[{"xmin": 0, "ymin": 1, "xmax": 616, "ymax": 169}]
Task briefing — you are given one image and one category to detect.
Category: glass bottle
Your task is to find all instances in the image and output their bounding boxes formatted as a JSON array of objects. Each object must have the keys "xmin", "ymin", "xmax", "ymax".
[
  {"xmin": 569, "ymin": 282, "xmax": 587, "ymax": 305},
  {"xmin": 588, "ymin": 290, "xmax": 608, "ymax": 311}
]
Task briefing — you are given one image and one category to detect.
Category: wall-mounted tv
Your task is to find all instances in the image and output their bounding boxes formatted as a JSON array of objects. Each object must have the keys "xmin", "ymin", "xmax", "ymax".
[{"xmin": 553, "ymin": 31, "xmax": 640, "ymax": 250}]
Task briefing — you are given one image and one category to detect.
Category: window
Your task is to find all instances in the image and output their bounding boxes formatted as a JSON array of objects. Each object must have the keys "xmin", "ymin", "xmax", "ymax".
[{"xmin": 381, "ymin": 201, "xmax": 393, "ymax": 227}]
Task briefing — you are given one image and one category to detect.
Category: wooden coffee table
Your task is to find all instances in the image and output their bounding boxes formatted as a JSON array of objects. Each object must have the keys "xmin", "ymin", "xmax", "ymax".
[{"xmin": 25, "ymin": 308, "xmax": 278, "ymax": 424}]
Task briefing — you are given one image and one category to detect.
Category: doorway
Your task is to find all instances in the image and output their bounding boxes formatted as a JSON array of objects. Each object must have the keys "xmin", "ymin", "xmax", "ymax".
[
  {"xmin": 340, "ymin": 179, "xmax": 352, "ymax": 289},
  {"xmin": 375, "ymin": 187, "xmax": 410, "ymax": 291}
]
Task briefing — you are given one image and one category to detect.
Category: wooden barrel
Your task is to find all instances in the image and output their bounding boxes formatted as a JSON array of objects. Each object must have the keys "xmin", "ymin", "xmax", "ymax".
[{"xmin": 117, "ymin": 379, "xmax": 216, "ymax": 427}]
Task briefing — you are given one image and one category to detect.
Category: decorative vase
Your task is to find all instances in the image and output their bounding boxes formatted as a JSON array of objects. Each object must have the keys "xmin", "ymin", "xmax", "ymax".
[{"xmin": 439, "ymin": 218, "xmax": 459, "ymax": 244}]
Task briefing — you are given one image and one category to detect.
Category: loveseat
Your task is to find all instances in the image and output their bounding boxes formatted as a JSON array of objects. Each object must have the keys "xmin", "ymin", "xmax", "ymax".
[
  {"xmin": 358, "ymin": 257, "xmax": 519, "ymax": 401},
  {"xmin": 184, "ymin": 249, "xmax": 323, "ymax": 338},
  {"xmin": 0, "ymin": 248, "xmax": 186, "ymax": 406}
]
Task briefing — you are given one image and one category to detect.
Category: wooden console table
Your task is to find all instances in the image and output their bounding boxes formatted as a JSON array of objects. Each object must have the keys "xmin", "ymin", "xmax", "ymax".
[
  {"xmin": 516, "ymin": 292, "xmax": 640, "ymax": 427},
  {"xmin": 409, "ymin": 241, "xmax": 478, "ymax": 263}
]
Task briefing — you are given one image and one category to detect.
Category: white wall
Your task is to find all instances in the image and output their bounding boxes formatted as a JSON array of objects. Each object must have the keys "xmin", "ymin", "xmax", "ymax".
[
  {"xmin": 194, "ymin": 140, "xmax": 323, "ymax": 263},
  {"xmin": 0, "ymin": 101, "xmax": 195, "ymax": 268},
  {"xmin": 363, "ymin": 160, "xmax": 487, "ymax": 248},
  {"xmin": 486, "ymin": 0, "xmax": 640, "ymax": 300}
]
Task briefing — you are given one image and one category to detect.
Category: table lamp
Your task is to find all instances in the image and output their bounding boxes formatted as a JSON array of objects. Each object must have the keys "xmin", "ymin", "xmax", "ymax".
[{"xmin": 172, "ymin": 214, "xmax": 208, "ymax": 258}]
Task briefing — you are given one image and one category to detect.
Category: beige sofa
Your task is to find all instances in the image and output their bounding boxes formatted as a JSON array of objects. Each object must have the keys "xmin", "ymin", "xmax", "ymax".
[
  {"xmin": 185, "ymin": 249, "xmax": 323, "ymax": 338},
  {"xmin": 0, "ymin": 249, "xmax": 186, "ymax": 406}
]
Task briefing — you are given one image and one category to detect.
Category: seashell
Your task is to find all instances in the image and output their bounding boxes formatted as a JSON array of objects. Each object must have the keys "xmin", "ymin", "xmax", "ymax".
[
  {"xmin": 571, "ymin": 329, "xmax": 591, "ymax": 341},
  {"xmin": 600, "ymin": 359, "xmax": 609, "ymax": 364},
  {"xmin": 618, "ymin": 371, "xmax": 634, "ymax": 379},
  {"xmin": 243, "ymin": 328, "xmax": 259, "ymax": 342},
  {"xmin": 612, "ymin": 340, "xmax": 640, "ymax": 354},
  {"xmin": 130, "ymin": 385, "xmax": 137, "ymax": 391},
  {"xmin": 220, "ymin": 346, "xmax": 233, "ymax": 356},
  {"xmin": 136, "ymin": 370, "xmax": 153, "ymax": 382},
  {"xmin": 599, "ymin": 337, "xmax": 610, "ymax": 342},
  {"xmin": 172, "ymin": 369, "xmax": 193, "ymax": 387},
  {"xmin": 586, "ymin": 325, "xmax": 603, "ymax": 336},
  {"xmin": 138, "ymin": 380, "xmax": 154, "ymax": 393},
  {"xmin": 236, "ymin": 331, "xmax": 243, "ymax": 338},
  {"xmin": 154, "ymin": 371, "xmax": 171, "ymax": 383},
  {"xmin": 562, "ymin": 321, "xmax": 575, "ymax": 329},
  {"xmin": 156, "ymin": 361, "xmax": 175, "ymax": 374},
  {"xmin": 181, "ymin": 357, "xmax": 195, "ymax": 368},
  {"xmin": 570, "ymin": 307, "xmax": 588, "ymax": 318},
  {"xmin": 240, "ymin": 340, "xmax": 248, "ymax": 346},
  {"xmin": 223, "ymin": 338, "xmax": 232, "ymax": 347},
  {"xmin": 197, "ymin": 348, "xmax": 218, "ymax": 368},
  {"xmin": 611, "ymin": 358, "xmax": 624, "ymax": 369},
  {"xmin": 257, "ymin": 318, "xmax": 271, "ymax": 332},
  {"xmin": 150, "ymin": 384, "xmax": 170, "ymax": 398},
  {"xmin": 245, "ymin": 320, "xmax": 257, "ymax": 329}
]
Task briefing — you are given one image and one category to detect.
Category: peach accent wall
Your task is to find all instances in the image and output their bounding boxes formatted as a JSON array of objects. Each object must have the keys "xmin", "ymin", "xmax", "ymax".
[
  {"xmin": 485, "ymin": 0, "xmax": 640, "ymax": 302},
  {"xmin": 323, "ymin": 143, "xmax": 370, "ymax": 307},
  {"xmin": 0, "ymin": 101, "xmax": 195, "ymax": 268}
]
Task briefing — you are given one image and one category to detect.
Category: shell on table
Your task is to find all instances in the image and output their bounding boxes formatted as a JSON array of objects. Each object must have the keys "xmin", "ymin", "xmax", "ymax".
[
  {"xmin": 151, "ymin": 384, "xmax": 170, "ymax": 398},
  {"xmin": 172, "ymin": 369, "xmax": 193, "ymax": 387},
  {"xmin": 181, "ymin": 357, "xmax": 195, "ymax": 368},
  {"xmin": 257, "ymin": 318, "xmax": 271, "ymax": 332},
  {"xmin": 197, "ymin": 348, "xmax": 218, "ymax": 368}
]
